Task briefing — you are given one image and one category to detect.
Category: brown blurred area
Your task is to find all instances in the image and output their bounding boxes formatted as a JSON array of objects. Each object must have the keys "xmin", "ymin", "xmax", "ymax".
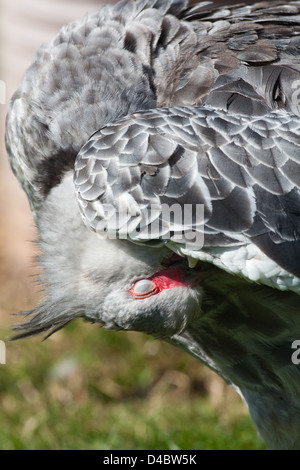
[
  {"xmin": 0, "ymin": 0, "xmax": 116, "ymax": 329},
  {"xmin": 0, "ymin": 0, "xmax": 260, "ymax": 329}
]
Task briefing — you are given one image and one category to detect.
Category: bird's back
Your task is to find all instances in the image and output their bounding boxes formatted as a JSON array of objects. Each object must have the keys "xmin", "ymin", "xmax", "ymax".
[{"xmin": 6, "ymin": 0, "xmax": 300, "ymax": 206}]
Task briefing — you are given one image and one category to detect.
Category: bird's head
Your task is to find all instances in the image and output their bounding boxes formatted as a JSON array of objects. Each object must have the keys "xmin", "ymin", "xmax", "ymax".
[
  {"xmin": 80, "ymin": 240, "xmax": 204, "ymax": 338},
  {"xmin": 13, "ymin": 172, "xmax": 203, "ymax": 340}
]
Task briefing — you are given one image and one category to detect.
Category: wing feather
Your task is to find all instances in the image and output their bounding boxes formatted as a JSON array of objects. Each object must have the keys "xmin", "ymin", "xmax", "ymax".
[{"xmin": 74, "ymin": 106, "xmax": 300, "ymax": 278}]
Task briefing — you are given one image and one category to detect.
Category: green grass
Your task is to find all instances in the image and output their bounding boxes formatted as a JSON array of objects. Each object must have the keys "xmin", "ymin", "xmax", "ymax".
[{"xmin": 0, "ymin": 321, "xmax": 266, "ymax": 450}]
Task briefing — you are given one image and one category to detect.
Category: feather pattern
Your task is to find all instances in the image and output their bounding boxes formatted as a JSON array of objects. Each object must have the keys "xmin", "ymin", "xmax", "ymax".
[
  {"xmin": 75, "ymin": 106, "xmax": 300, "ymax": 282},
  {"xmin": 6, "ymin": 0, "xmax": 300, "ymax": 450}
]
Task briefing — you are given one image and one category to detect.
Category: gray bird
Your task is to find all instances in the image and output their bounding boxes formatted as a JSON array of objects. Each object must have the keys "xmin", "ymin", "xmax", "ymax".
[{"xmin": 5, "ymin": 0, "xmax": 300, "ymax": 450}]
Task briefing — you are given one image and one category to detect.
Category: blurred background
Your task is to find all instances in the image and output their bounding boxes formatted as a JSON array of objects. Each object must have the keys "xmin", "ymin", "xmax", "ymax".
[{"xmin": 0, "ymin": 0, "xmax": 266, "ymax": 449}]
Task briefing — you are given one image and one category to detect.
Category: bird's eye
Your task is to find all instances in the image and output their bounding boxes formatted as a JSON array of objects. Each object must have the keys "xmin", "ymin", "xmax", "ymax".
[{"xmin": 129, "ymin": 279, "xmax": 158, "ymax": 299}]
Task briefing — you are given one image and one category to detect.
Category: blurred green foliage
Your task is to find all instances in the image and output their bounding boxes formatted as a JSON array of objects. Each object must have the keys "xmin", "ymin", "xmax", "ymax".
[{"xmin": 0, "ymin": 322, "xmax": 266, "ymax": 450}]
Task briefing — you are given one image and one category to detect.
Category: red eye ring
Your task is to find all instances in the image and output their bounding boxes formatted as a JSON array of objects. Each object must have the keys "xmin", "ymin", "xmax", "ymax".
[{"xmin": 129, "ymin": 279, "xmax": 158, "ymax": 299}]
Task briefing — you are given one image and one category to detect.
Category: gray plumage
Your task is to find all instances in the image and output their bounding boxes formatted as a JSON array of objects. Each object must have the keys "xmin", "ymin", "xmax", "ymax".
[{"xmin": 5, "ymin": 0, "xmax": 300, "ymax": 449}]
